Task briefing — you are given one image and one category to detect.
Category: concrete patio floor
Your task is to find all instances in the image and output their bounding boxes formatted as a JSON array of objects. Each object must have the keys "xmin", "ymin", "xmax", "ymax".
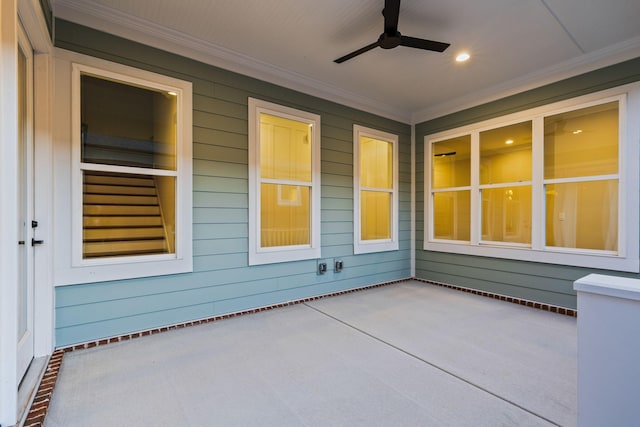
[{"xmin": 43, "ymin": 281, "xmax": 577, "ymax": 426}]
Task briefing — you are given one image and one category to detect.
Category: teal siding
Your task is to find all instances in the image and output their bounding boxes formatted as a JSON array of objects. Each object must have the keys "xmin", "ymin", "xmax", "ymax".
[
  {"xmin": 54, "ymin": 20, "xmax": 412, "ymax": 346},
  {"xmin": 415, "ymin": 57, "xmax": 640, "ymax": 309}
]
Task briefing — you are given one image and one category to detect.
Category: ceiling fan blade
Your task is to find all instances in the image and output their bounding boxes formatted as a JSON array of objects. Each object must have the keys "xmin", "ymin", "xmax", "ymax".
[
  {"xmin": 383, "ymin": 0, "xmax": 401, "ymax": 34},
  {"xmin": 334, "ymin": 41, "xmax": 380, "ymax": 63},
  {"xmin": 400, "ymin": 35, "xmax": 450, "ymax": 52}
]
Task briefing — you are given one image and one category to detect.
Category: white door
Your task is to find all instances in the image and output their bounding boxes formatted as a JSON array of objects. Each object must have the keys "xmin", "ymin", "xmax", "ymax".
[{"xmin": 17, "ymin": 24, "xmax": 35, "ymax": 384}]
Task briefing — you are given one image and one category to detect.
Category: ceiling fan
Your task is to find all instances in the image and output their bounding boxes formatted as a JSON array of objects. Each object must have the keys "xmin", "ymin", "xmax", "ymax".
[{"xmin": 334, "ymin": 0, "xmax": 450, "ymax": 64}]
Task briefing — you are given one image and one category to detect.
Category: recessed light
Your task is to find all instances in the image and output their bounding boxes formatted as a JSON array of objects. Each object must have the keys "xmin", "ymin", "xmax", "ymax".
[
  {"xmin": 505, "ymin": 139, "xmax": 514, "ymax": 145},
  {"xmin": 572, "ymin": 129, "xmax": 583, "ymax": 135},
  {"xmin": 456, "ymin": 52, "xmax": 470, "ymax": 62}
]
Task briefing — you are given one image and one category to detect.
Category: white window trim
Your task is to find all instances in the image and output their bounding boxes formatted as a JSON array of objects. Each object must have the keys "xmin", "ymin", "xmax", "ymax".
[
  {"xmin": 354, "ymin": 125, "xmax": 399, "ymax": 254},
  {"xmin": 424, "ymin": 84, "xmax": 640, "ymax": 273},
  {"xmin": 248, "ymin": 97, "xmax": 321, "ymax": 265},
  {"xmin": 53, "ymin": 49, "xmax": 192, "ymax": 285}
]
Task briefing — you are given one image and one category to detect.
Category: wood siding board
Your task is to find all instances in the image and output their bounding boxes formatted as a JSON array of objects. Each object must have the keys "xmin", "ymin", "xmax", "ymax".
[
  {"xmin": 320, "ymin": 221, "xmax": 352, "ymax": 234},
  {"xmin": 193, "ymin": 94, "xmax": 247, "ymax": 120},
  {"xmin": 320, "ymin": 245, "xmax": 354, "ymax": 258},
  {"xmin": 321, "ymin": 174, "xmax": 352, "ymax": 188},
  {"xmin": 193, "ymin": 128, "xmax": 247, "ymax": 150},
  {"xmin": 193, "ymin": 159, "xmax": 248, "ymax": 179},
  {"xmin": 321, "ymin": 148, "xmax": 352, "ymax": 166},
  {"xmin": 193, "ymin": 238, "xmax": 248, "ymax": 256},
  {"xmin": 193, "ymin": 253, "xmax": 249, "ymax": 271},
  {"xmin": 193, "ymin": 208, "xmax": 248, "ymax": 224},
  {"xmin": 320, "ymin": 198, "xmax": 351, "ymax": 211},
  {"xmin": 193, "ymin": 111, "xmax": 247, "ymax": 134},
  {"xmin": 193, "ymin": 192, "xmax": 247, "ymax": 209},
  {"xmin": 322, "ymin": 137, "xmax": 354, "ymax": 154},
  {"xmin": 193, "ymin": 143, "xmax": 247, "ymax": 164},
  {"xmin": 321, "ymin": 125, "xmax": 352, "ymax": 141},
  {"xmin": 321, "ymin": 233, "xmax": 353, "ymax": 247},
  {"xmin": 193, "ymin": 176, "xmax": 248, "ymax": 194},
  {"xmin": 321, "ymin": 209, "xmax": 353, "ymax": 222},
  {"xmin": 321, "ymin": 160, "xmax": 352, "ymax": 177},
  {"xmin": 321, "ymin": 185, "xmax": 352, "ymax": 199}
]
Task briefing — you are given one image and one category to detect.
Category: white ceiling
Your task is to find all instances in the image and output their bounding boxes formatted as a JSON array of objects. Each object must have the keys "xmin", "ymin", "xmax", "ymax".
[{"xmin": 53, "ymin": 0, "xmax": 640, "ymax": 123}]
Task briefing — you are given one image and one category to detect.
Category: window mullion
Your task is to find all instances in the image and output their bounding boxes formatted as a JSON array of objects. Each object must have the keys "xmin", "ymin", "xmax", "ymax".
[
  {"xmin": 470, "ymin": 131, "xmax": 480, "ymax": 245},
  {"xmin": 531, "ymin": 116, "xmax": 544, "ymax": 250},
  {"xmin": 543, "ymin": 174, "xmax": 619, "ymax": 185},
  {"xmin": 360, "ymin": 186, "xmax": 393, "ymax": 193},
  {"xmin": 260, "ymin": 177, "xmax": 311, "ymax": 187},
  {"xmin": 81, "ymin": 162, "xmax": 178, "ymax": 177},
  {"xmin": 478, "ymin": 182, "xmax": 532, "ymax": 189}
]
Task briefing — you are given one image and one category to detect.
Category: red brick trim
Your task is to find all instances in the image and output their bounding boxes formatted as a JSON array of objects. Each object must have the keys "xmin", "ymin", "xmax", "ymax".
[
  {"xmin": 23, "ymin": 350, "xmax": 65, "ymax": 427},
  {"xmin": 414, "ymin": 278, "xmax": 577, "ymax": 317}
]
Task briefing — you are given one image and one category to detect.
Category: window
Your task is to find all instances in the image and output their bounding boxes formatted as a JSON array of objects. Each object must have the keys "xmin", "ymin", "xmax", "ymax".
[
  {"xmin": 248, "ymin": 98, "xmax": 320, "ymax": 265},
  {"xmin": 480, "ymin": 121, "xmax": 532, "ymax": 245},
  {"xmin": 354, "ymin": 125, "xmax": 399, "ymax": 254},
  {"xmin": 544, "ymin": 102, "xmax": 619, "ymax": 252},
  {"xmin": 425, "ymin": 85, "xmax": 640, "ymax": 272},
  {"xmin": 63, "ymin": 55, "xmax": 192, "ymax": 284}
]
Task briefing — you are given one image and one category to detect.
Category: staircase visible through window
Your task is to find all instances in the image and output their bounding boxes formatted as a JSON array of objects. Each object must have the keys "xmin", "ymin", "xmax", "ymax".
[{"xmin": 83, "ymin": 171, "xmax": 172, "ymax": 258}]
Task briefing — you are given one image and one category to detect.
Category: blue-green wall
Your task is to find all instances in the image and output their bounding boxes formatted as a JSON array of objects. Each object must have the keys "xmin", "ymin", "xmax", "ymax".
[
  {"xmin": 415, "ymin": 56, "xmax": 640, "ymax": 309},
  {"xmin": 54, "ymin": 19, "xmax": 412, "ymax": 347}
]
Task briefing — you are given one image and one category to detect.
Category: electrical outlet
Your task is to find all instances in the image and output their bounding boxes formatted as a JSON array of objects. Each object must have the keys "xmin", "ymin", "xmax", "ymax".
[
  {"xmin": 334, "ymin": 259, "xmax": 343, "ymax": 272},
  {"xmin": 317, "ymin": 262, "xmax": 327, "ymax": 275}
]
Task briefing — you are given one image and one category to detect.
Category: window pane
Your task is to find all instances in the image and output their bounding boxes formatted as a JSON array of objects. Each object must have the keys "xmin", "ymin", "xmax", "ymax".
[
  {"xmin": 360, "ymin": 136, "xmax": 393, "ymax": 189},
  {"xmin": 481, "ymin": 186, "xmax": 531, "ymax": 244},
  {"xmin": 432, "ymin": 135, "xmax": 471, "ymax": 189},
  {"xmin": 433, "ymin": 191, "xmax": 470, "ymax": 241},
  {"xmin": 83, "ymin": 171, "xmax": 175, "ymax": 258},
  {"xmin": 260, "ymin": 113, "xmax": 312, "ymax": 182},
  {"xmin": 544, "ymin": 102, "xmax": 618, "ymax": 179},
  {"xmin": 546, "ymin": 181, "xmax": 617, "ymax": 251},
  {"xmin": 81, "ymin": 75, "xmax": 177, "ymax": 170},
  {"xmin": 361, "ymin": 191, "xmax": 391, "ymax": 240},
  {"xmin": 480, "ymin": 122, "xmax": 532, "ymax": 184},
  {"xmin": 261, "ymin": 183, "xmax": 310, "ymax": 247}
]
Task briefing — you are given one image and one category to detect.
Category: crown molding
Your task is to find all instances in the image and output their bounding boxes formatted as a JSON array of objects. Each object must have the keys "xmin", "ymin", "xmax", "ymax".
[
  {"xmin": 411, "ymin": 35, "xmax": 640, "ymax": 124},
  {"xmin": 52, "ymin": 0, "xmax": 412, "ymax": 124}
]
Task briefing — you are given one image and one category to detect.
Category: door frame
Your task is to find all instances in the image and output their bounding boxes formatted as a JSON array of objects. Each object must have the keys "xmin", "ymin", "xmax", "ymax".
[
  {"xmin": 17, "ymin": 20, "xmax": 36, "ymax": 383},
  {"xmin": 0, "ymin": 1, "xmax": 53, "ymax": 425}
]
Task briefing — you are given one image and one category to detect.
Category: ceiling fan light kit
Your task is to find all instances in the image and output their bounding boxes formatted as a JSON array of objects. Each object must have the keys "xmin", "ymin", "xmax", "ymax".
[{"xmin": 334, "ymin": 0, "xmax": 450, "ymax": 63}]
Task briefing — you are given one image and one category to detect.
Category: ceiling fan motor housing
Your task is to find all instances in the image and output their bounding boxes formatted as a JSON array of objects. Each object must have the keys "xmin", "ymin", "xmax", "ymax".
[{"xmin": 379, "ymin": 32, "xmax": 402, "ymax": 49}]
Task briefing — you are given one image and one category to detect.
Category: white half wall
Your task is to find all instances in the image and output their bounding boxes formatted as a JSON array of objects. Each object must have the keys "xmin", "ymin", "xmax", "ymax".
[{"xmin": 574, "ymin": 274, "xmax": 640, "ymax": 427}]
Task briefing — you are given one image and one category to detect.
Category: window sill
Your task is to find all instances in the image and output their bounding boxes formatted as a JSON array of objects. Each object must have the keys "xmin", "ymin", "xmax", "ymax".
[
  {"xmin": 54, "ymin": 256, "xmax": 193, "ymax": 286},
  {"xmin": 423, "ymin": 241, "xmax": 639, "ymax": 273}
]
